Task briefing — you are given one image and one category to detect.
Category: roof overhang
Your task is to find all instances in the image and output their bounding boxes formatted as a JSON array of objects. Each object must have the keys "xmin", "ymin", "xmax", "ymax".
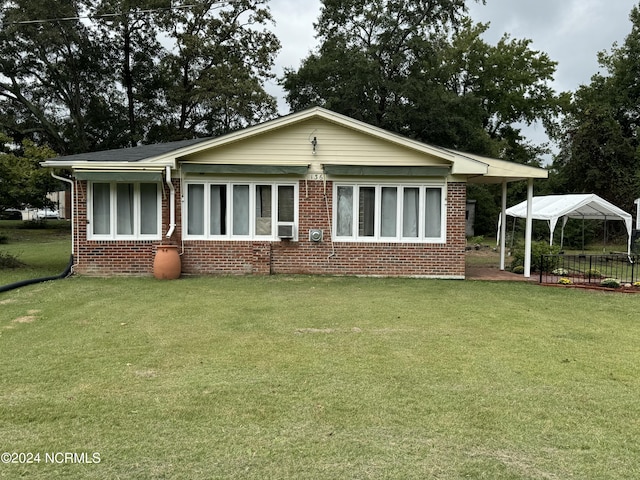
[{"xmin": 460, "ymin": 152, "xmax": 549, "ymax": 184}]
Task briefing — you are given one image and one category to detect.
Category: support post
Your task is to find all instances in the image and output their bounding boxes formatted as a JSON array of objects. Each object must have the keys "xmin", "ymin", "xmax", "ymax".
[
  {"xmin": 524, "ymin": 179, "xmax": 534, "ymax": 278},
  {"xmin": 500, "ymin": 180, "xmax": 507, "ymax": 271}
]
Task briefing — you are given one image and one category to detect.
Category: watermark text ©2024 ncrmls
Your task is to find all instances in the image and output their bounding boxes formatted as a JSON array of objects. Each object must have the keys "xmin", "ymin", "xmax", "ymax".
[{"xmin": 1, "ymin": 452, "xmax": 101, "ymax": 464}]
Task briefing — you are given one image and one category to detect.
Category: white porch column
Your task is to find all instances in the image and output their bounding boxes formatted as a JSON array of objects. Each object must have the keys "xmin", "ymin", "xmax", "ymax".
[
  {"xmin": 524, "ymin": 178, "xmax": 534, "ymax": 278},
  {"xmin": 500, "ymin": 180, "xmax": 507, "ymax": 271}
]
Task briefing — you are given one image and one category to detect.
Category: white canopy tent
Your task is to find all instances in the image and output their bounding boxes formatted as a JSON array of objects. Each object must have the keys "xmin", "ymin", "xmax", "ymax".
[{"xmin": 502, "ymin": 194, "xmax": 633, "ymax": 255}]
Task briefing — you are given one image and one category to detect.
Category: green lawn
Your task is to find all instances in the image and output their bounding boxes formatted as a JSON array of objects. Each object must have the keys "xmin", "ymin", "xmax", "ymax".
[
  {"xmin": 2, "ymin": 275, "xmax": 640, "ymax": 479},
  {"xmin": 0, "ymin": 220, "xmax": 71, "ymax": 284}
]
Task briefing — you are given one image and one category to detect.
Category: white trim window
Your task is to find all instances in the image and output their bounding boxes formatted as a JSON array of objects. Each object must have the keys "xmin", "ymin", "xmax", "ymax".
[
  {"xmin": 184, "ymin": 181, "xmax": 298, "ymax": 240},
  {"xmin": 334, "ymin": 183, "xmax": 446, "ymax": 243},
  {"xmin": 88, "ymin": 182, "xmax": 161, "ymax": 240}
]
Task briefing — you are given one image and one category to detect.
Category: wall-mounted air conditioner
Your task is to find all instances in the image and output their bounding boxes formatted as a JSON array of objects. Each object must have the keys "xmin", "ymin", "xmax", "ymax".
[
  {"xmin": 309, "ymin": 229, "xmax": 323, "ymax": 242},
  {"xmin": 277, "ymin": 224, "xmax": 294, "ymax": 238}
]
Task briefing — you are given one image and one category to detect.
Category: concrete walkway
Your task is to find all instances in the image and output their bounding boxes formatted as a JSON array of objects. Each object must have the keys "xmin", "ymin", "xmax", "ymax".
[{"xmin": 465, "ymin": 265, "xmax": 537, "ymax": 282}]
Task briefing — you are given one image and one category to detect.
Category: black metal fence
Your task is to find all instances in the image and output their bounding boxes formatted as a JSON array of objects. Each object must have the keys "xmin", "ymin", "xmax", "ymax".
[{"xmin": 539, "ymin": 254, "xmax": 639, "ymax": 285}]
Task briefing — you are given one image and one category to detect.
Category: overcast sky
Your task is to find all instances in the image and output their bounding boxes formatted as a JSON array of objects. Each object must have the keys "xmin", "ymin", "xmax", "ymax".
[{"xmin": 266, "ymin": 0, "xmax": 639, "ymax": 152}]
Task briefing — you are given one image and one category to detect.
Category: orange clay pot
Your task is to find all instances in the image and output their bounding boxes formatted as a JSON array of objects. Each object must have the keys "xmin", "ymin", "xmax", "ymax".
[{"xmin": 153, "ymin": 245, "xmax": 181, "ymax": 280}]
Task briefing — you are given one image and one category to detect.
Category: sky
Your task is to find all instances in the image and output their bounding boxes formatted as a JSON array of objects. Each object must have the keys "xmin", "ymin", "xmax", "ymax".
[{"xmin": 265, "ymin": 0, "xmax": 639, "ymax": 153}]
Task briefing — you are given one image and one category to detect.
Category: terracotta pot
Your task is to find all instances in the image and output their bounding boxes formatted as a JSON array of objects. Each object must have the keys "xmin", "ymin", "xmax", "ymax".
[{"xmin": 154, "ymin": 245, "xmax": 181, "ymax": 279}]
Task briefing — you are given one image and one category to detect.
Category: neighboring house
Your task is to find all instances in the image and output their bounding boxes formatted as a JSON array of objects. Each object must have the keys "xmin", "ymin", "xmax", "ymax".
[{"xmin": 42, "ymin": 107, "xmax": 547, "ymax": 278}]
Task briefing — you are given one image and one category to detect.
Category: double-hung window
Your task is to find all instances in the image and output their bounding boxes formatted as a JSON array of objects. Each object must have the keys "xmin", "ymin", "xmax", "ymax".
[
  {"xmin": 89, "ymin": 182, "xmax": 161, "ymax": 240},
  {"xmin": 185, "ymin": 181, "xmax": 298, "ymax": 240},
  {"xmin": 334, "ymin": 183, "xmax": 445, "ymax": 242}
]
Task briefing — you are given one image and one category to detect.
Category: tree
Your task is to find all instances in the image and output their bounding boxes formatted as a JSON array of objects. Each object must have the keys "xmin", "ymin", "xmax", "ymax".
[
  {"xmin": 0, "ymin": 0, "xmax": 280, "ymax": 153},
  {"xmin": 282, "ymin": 1, "xmax": 561, "ymax": 163},
  {"xmin": 0, "ymin": 133, "xmax": 59, "ymax": 212},
  {"xmin": 553, "ymin": 5, "xmax": 640, "ymax": 213},
  {"xmin": 150, "ymin": 0, "xmax": 280, "ymax": 141},
  {"xmin": 283, "ymin": 0, "xmax": 474, "ymax": 127},
  {"xmin": 91, "ymin": 0, "xmax": 169, "ymax": 147},
  {"xmin": 411, "ymin": 19, "xmax": 561, "ymax": 159},
  {"xmin": 0, "ymin": 0, "xmax": 115, "ymax": 154}
]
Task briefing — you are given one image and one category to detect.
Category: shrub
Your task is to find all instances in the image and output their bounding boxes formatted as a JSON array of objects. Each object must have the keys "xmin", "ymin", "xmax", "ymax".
[
  {"xmin": 512, "ymin": 266, "xmax": 525, "ymax": 274},
  {"xmin": 558, "ymin": 277, "xmax": 573, "ymax": 285},
  {"xmin": 0, "ymin": 250, "xmax": 24, "ymax": 268},
  {"xmin": 585, "ymin": 269, "xmax": 602, "ymax": 279},
  {"xmin": 600, "ymin": 278, "xmax": 621, "ymax": 288},
  {"xmin": 510, "ymin": 241, "xmax": 561, "ymax": 272},
  {"xmin": 552, "ymin": 268, "xmax": 568, "ymax": 276},
  {"xmin": 467, "ymin": 235, "xmax": 485, "ymax": 245}
]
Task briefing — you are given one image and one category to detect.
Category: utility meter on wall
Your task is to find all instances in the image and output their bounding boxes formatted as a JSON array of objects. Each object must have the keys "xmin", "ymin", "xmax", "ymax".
[{"xmin": 309, "ymin": 229, "xmax": 323, "ymax": 242}]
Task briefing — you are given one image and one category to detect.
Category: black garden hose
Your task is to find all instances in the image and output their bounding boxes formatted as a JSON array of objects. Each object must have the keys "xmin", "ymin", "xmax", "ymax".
[{"xmin": 0, "ymin": 254, "xmax": 73, "ymax": 293}]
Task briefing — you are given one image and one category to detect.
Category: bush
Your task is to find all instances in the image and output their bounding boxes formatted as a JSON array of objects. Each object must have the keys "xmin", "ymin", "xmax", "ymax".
[
  {"xmin": 558, "ymin": 277, "xmax": 573, "ymax": 285},
  {"xmin": 467, "ymin": 235, "xmax": 485, "ymax": 245},
  {"xmin": 0, "ymin": 251, "xmax": 23, "ymax": 268},
  {"xmin": 585, "ymin": 269, "xmax": 602, "ymax": 279},
  {"xmin": 600, "ymin": 278, "xmax": 621, "ymax": 288},
  {"xmin": 510, "ymin": 241, "xmax": 561, "ymax": 272},
  {"xmin": 512, "ymin": 266, "xmax": 525, "ymax": 274}
]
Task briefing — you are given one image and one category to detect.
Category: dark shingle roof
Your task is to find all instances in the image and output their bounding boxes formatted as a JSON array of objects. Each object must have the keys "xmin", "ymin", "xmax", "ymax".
[{"xmin": 47, "ymin": 137, "xmax": 213, "ymax": 163}]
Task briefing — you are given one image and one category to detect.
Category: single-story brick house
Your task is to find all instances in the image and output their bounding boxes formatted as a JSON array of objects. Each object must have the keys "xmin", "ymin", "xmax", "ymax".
[{"xmin": 42, "ymin": 107, "xmax": 547, "ymax": 278}]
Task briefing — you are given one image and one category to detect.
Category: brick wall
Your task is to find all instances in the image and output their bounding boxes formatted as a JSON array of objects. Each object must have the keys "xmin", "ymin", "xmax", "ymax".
[
  {"xmin": 72, "ymin": 180, "xmax": 170, "ymax": 276},
  {"xmin": 73, "ymin": 179, "xmax": 466, "ymax": 278}
]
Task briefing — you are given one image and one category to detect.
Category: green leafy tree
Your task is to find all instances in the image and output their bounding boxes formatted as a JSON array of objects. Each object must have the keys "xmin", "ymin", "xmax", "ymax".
[
  {"xmin": 151, "ymin": 0, "xmax": 280, "ymax": 140},
  {"xmin": 0, "ymin": 0, "xmax": 118, "ymax": 154},
  {"xmin": 553, "ymin": 5, "xmax": 640, "ymax": 213},
  {"xmin": 0, "ymin": 134, "xmax": 59, "ymax": 212},
  {"xmin": 282, "ymin": 1, "xmax": 561, "ymax": 162},
  {"xmin": 412, "ymin": 19, "xmax": 562, "ymax": 158},
  {"xmin": 91, "ymin": 0, "xmax": 169, "ymax": 147},
  {"xmin": 283, "ymin": 0, "xmax": 475, "ymax": 128},
  {"xmin": 0, "ymin": 0, "xmax": 280, "ymax": 152}
]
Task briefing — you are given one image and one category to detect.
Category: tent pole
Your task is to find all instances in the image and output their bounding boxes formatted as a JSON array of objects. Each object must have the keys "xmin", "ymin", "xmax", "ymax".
[
  {"xmin": 500, "ymin": 180, "xmax": 507, "ymax": 271},
  {"xmin": 524, "ymin": 179, "xmax": 534, "ymax": 278}
]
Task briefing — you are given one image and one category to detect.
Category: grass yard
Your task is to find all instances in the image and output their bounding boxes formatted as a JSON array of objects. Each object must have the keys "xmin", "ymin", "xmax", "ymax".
[
  {"xmin": 0, "ymin": 220, "xmax": 71, "ymax": 284},
  {"xmin": 2, "ymin": 275, "xmax": 640, "ymax": 479}
]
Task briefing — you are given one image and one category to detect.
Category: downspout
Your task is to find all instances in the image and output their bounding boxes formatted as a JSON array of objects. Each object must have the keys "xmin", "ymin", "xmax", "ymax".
[{"xmin": 165, "ymin": 165, "xmax": 176, "ymax": 239}]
